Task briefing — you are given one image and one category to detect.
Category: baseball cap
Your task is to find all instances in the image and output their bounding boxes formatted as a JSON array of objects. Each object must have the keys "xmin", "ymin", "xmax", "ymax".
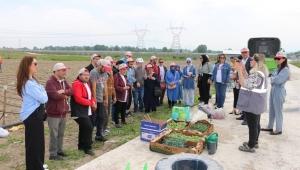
[
  {"xmin": 104, "ymin": 56, "xmax": 114, "ymax": 63},
  {"xmin": 125, "ymin": 51, "xmax": 132, "ymax": 57},
  {"xmin": 136, "ymin": 58, "xmax": 144, "ymax": 63},
  {"xmin": 78, "ymin": 68, "xmax": 89, "ymax": 75},
  {"xmin": 53, "ymin": 63, "xmax": 70, "ymax": 71},
  {"xmin": 91, "ymin": 54, "xmax": 101, "ymax": 60},
  {"xmin": 119, "ymin": 63, "xmax": 128, "ymax": 70},
  {"xmin": 241, "ymin": 47, "xmax": 249, "ymax": 53},
  {"xmin": 146, "ymin": 64, "xmax": 153, "ymax": 68},
  {"xmin": 274, "ymin": 51, "xmax": 287, "ymax": 58},
  {"xmin": 100, "ymin": 59, "xmax": 112, "ymax": 71},
  {"xmin": 170, "ymin": 62, "xmax": 175, "ymax": 66},
  {"xmin": 97, "ymin": 59, "xmax": 103, "ymax": 66},
  {"xmin": 150, "ymin": 56, "xmax": 157, "ymax": 60},
  {"xmin": 127, "ymin": 58, "xmax": 134, "ymax": 63},
  {"xmin": 116, "ymin": 60, "xmax": 124, "ymax": 65}
]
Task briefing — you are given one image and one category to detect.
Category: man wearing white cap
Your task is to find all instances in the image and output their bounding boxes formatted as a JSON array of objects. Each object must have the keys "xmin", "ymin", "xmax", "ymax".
[
  {"xmin": 120, "ymin": 51, "xmax": 132, "ymax": 64},
  {"xmin": 45, "ymin": 63, "xmax": 74, "ymax": 160},
  {"xmin": 236, "ymin": 47, "xmax": 252, "ymax": 125},
  {"xmin": 86, "ymin": 54, "xmax": 101, "ymax": 72},
  {"xmin": 145, "ymin": 56, "xmax": 159, "ymax": 77},
  {"xmin": 90, "ymin": 59, "xmax": 111, "ymax": 142},
  {"xmin": 125, "ymin": 58, "xmax": 136, "ymax": 116},
  {"xmin": 133, "ymin": 58, "xmax": 146, "ymax": 113}
]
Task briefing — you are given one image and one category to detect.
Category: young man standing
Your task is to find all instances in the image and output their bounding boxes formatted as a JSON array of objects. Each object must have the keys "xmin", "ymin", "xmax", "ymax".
[
  {"xmin": 90, "ymin": 59, "xmax": 111, "ymax": 142},
  {"xmin": 133, "ymin": 58, "xmax": 146, "ymax": 113},
  {"xmin": 125, "ymin": 58, "xmax": 136, "ymax": 116},
  {"xmin": 45, "ymin": 63, "xmax": 74, "ymax": 160},
  {"xmin": 86, "ymin": 54, "xmax": 101, "ymax": 72},
  {"xmin": 236, "ymin": 47, "xmax": 252, "ymax": 125},
  {"xmin": 158, "ymin": 58, "xmax": 168, "ymax": 106}
]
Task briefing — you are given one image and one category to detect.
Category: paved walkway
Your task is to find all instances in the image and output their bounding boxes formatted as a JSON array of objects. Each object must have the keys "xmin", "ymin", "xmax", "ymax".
[{"xmin": 76, "ymin": 64, "xmax": 300, "ymax": 170}]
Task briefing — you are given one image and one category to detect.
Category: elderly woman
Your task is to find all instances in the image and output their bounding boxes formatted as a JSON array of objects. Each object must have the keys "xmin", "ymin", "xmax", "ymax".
[
  {"xmin": 166, "ymin": 63, "xmax": 180, "ymax": 108},
  {"xmin": 144, "ymin": 64, "xmax": 160, "ymax": 112},
  {"xmin": 182, "ymin": 58, "xmax": 196, "ymax": 107},
  {"xmin": 261, "ymin": 52, "xmax": 290, "ymax": 135},
  {"xmin": 209, "ymin": 54, "xmax": 231, "ymax": 108},
  {"xmin": 235, "ymin": 53, "xmax": 268, "ymax": 153},
  {"xmin": 197, "ymin": 54, "xmax": 214, "ymax": 105},
  {"xmin": 114, "ymin": 63, "xmax": 130, "ymax": 128},
  {"xmin": 175, "ymin": 64, "xmax": 183, "ymax": 104}
]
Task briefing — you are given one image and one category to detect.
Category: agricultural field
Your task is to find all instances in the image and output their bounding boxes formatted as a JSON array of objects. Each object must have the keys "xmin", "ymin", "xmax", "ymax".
[{"xmin": 0, "ymin": 51, "xmax": 215, "ymax": 170}]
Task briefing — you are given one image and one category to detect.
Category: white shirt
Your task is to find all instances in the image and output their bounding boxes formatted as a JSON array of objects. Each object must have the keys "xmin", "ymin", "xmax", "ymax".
[
  {"xmin": 159, "ymin": 66, "xmax": 165, "ymax": 80},
  {"xmin": 242, "ymin": 57, "xmax": 249, "ymax": 65},
  {"xmin": 216, "ymin": 64, "xmax": 223, "ymax": 83},
  {"xmin": 120, "ymin": 75, "xmax": 128, "ymax": 102}
]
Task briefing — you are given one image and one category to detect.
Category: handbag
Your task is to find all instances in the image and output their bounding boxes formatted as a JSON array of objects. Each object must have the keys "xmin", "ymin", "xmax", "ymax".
[
  {"xmin": 160, "ymin": 82, "xmax": 166, "ymax": 90},
  {"xmin": 167, "ymin": 73, "xmax": 177, "ymax": 89},
  {"xmin": 154, "ymin": 86, "xmax": 162, "ymax": 97}
]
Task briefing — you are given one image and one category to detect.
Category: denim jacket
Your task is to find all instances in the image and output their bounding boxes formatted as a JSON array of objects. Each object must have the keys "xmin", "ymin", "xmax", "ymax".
[{"xmin": 211, "ymin": 62, "xmax": 231, "ymax": 84}]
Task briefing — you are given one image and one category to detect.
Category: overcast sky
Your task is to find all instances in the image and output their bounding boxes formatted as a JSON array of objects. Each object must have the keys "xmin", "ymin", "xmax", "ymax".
[{"xmin": 0, "ymin": 0, "xmax": 299, "ymax": 52}]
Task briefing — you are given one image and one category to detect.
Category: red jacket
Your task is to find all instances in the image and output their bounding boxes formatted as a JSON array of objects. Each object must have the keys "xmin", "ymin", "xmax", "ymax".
[
  {"xmin": 70, "ymin": 79, "xmax": 96, "ymax": 118},
  {"xmin": 114, "ymin": 73, "xmax": 130, "ymax": 102},
  {"xmin": 45, "ymin": 75, "xmax": 74, "ymax": 118}
]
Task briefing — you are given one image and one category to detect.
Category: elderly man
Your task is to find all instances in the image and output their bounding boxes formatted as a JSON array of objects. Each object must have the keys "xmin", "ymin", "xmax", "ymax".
[
  {"xmin": 236, "ymin": 47, "xmax": 252, "ymax": 125},
  {"xmin": 45, "ymin": 63, "xmax": 74, "ymax": 160}
]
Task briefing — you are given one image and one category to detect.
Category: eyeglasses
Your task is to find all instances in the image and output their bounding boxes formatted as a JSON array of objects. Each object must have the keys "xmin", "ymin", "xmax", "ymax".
[
  {"xmin": 33, "ymin": 62, "xmax": 38, "ymax": 66},
  {"xmin": 241, "ymin": 52, "xmax": 248, "ymax": 54},
  {"xmin": 159, "ymin": 62, "xmax": 164, "ymax": 63},
  {"xmin": 274, "ymin": 58, "xmax": 282, "ymax": 61}
]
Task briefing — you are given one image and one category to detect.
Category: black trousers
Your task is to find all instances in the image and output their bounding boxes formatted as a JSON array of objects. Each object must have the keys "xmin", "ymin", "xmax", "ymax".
[
  {"xmin": 89, "ymin": 112, "xmax": 96, "ymax": 126},
  {"xmin": 115, "ymin": 101, "xmax": 127, "ymax": 124},
  {"xmin": 159, "ymin": 88, "xmax": 166, "ymax": 105},
  {"xmin": 199, "ymin": 74, "xmax": 211, "ymax": 104},
  {"xmin": 74, "ymin": 117, "xmax": 93, "ymax": 152},
  {"xmin": 245, "ymin": 112, "xmax": 261, "ymax": 148},
  {"xmin": 95, "ymin": 102, "xmax": 104, "ymax": 137},
  {"xmin": 23, "ymin": 105, "xmax": 45, "ymax": 170},
  {"xmin": 233, "ymin": 87, "xmax": 240, "ymax": 108},
  {"xmin": 126, "ymin": 89, "xmax": 132, "ymax": 111}
]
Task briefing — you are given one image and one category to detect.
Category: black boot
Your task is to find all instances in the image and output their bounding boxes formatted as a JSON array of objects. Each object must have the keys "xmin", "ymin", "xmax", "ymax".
[
  {"xmin": 168, "ymin": 100, "xmax": 171, "ymax": 108},
  {"xmin": 172, "ymin": 101, "xmax": 176, "ymax": 107}
]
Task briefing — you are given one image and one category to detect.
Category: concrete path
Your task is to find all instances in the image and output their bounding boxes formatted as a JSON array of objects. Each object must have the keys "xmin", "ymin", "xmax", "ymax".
[{"xmin": 76, "ymin": 64, "xmax": 300, "ymax": 170}]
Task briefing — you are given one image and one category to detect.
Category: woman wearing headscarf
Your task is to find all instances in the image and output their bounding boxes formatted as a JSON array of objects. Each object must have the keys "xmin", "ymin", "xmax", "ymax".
[
  {"xmin": 197, "ymin": 54, "xmax": 214, "ymax": 104},
  {"xmin": 175, "ymin": 64, "xmax": 183, "ymax": 104},
  {"xmin": 144, "ymin": 64, "xmax": 160, "ymax": 112},
  {"xmin": 235, "ymin": 53, "xmax": 268, "ymax": 152},
  {"xmin": 261, "ymin": 51, "xmax": 290, "ymax": 135},
  {"xmin": 166, "ymin": 63, "xmax": 180, "ymax": 108},
  {"xmin": 182, "ymin": 58, "xmax": 197, "ymax": 107},
  {"xmin": 209, "ymin": 54, "xmax": 231, "ymax": 109}
]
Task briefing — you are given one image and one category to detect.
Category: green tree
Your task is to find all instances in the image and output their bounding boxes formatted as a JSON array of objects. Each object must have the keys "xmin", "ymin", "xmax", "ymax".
[
  {"xmin": 114, "ymin": 45, "xmax": 120, "ymax": 51},
  {"xmin": 162, "ymin": 47, "xmax": 168, "ymax": 52},
  {"xmin": 193, "ymin": 44, "xmax": 207, "ymax": 53}
]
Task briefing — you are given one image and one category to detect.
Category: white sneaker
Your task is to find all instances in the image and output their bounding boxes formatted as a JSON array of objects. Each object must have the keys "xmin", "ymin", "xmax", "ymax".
[
  {"xmin": 93, "ymin": 126, "xmax": 96, "ymax": 131},
  {"xmin": 104, "ymin": 129, "xmax": 110, "ymax": 133}
]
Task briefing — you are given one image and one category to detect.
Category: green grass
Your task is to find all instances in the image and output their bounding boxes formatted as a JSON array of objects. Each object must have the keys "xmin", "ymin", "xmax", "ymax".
[
  {"xmin": 291, "ymin": 62, "xmax": 300, "ymax": 68},
  {"xmin": 0, "ymin": 153, "xmax": 10, "ymax": 163},
  {"xmin": 0, "ymin": 136, "xmax": 24, "ymax": 149},
  {"xmin": 0, "ymin": 50, "xmax": 218, "ymax": 61}
]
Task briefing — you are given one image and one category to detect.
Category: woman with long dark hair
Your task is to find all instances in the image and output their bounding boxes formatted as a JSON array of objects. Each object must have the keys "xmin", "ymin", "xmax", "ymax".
[
  {"xmin": 197, "ymin": 54, "xmax": 213, "ymax": 104},
  {"xmin": 16, "ymin": 56, "xmax": 48, "ymax": 170},
  {"xmin": 261, "ymin": 52, "xmax": 290, "ymax": 135}
]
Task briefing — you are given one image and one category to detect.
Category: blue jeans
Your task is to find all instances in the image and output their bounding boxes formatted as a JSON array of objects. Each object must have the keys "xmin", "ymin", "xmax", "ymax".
[
  {"xmin": 134, "ymin": 87, "xmax": 144, "ymax": 112},
  {"xmin": 215, "ymin": 82, "xmax": 227, "ymax": 107}
]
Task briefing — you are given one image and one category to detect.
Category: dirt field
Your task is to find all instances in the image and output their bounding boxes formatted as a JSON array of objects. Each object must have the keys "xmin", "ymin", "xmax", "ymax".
[{"xmin": 0, "ymin": 58, "xmax": 197, "ymax": 170}]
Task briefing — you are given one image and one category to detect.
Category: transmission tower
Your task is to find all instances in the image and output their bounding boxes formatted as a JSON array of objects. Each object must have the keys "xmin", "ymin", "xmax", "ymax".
[
  {"xmin": 134, "ymin": 25, "xmax": 149, "ymax": 49},
  {"xmin": 168, "ymin": 22, "xmax": 186, "ymax": 49}
]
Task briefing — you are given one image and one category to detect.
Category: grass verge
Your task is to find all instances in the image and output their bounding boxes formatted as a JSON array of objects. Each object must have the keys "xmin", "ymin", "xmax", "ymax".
[{"xmin": 291, "ymin": 62, "xmax": 300, "ymax": 68}]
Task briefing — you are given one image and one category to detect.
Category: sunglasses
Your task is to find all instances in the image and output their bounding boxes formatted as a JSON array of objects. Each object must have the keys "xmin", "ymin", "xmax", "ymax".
[
  {"xmin": 241, "ymin": 52, "xmax": 248, "ymax": 54},
  {"xmin": 274, "ymin": 58, "xmax": 282, "ymax": 61},
  {"xmin": 33, "ymin": 62, "xmax": 38, "ymax": 66},
  {"xmin": 159, "ymin": 62, "xmax": 164, "ymax": 63},
  {"xmin": 187, "ymin": 61, "xmax": 191, "ymax": 63}
]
